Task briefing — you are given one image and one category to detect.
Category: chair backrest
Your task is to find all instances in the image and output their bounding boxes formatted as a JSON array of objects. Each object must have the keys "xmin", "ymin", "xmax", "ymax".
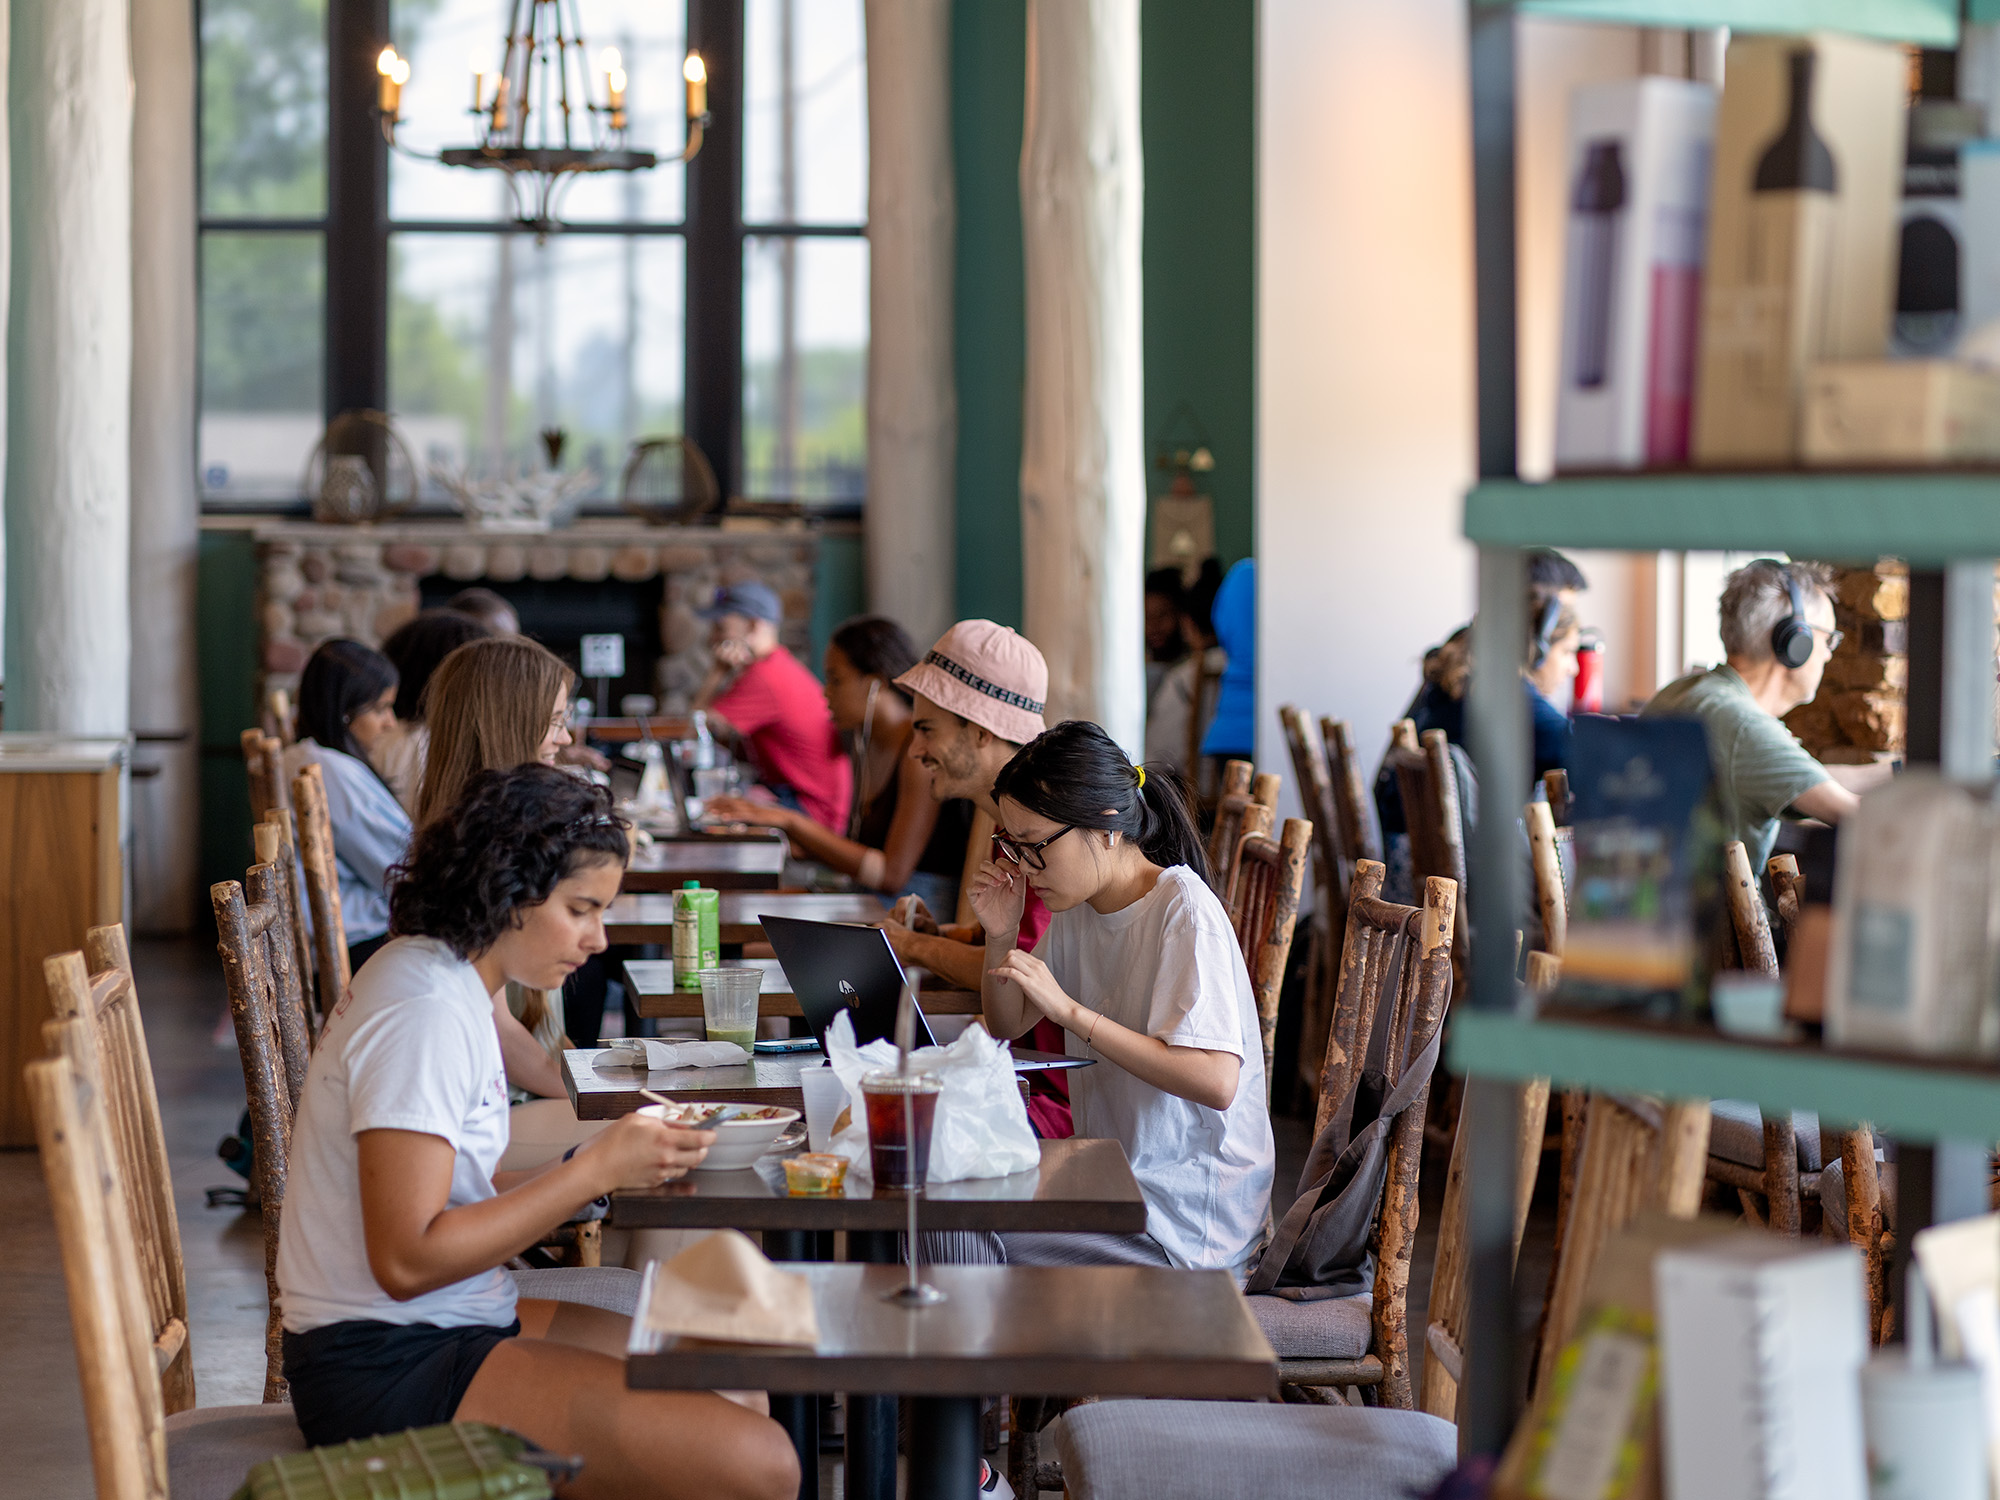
[
  {"xmin": 1531, "ymin": 1091, "xmax": 1711, "ymax": 1394},
  {"xmin": 266, "ymin": 686, "xmax": 295, "ymax": 746},
  {"xmin": 292, "ymin": 760, "xmax": 352, "ymax": 1013},
  {"xmin": 1721, "ymin": 839, "xmax": 1779, "ymax": 978},
  {"xmin": 256, "ymin": 810, "xmax": 320, "ymax": 1042},
  {"xmin": 242, "ymin": 728, "xmax": 287, "ymax": 822},
  {"xmin": 1250, "ymin": 769, "xmax": 1281, "ymax": 812},
  {"xmin": 1388, "ymin": 729, "xmax": 1470, "ymax": 983},
  {"xmin": 1280, "ymin": 705, "xmax": 1343, "ymax": 903},
  {"xmin": 1765, "ymin": 852, "xmax": 1804, "ymax": 946},
  {"xmin": 27, "ymin": 1051, "xmax": 173, "ymax": 1500},
  {"xmin": 1204, "ymin": 759, "xmax": 1257, "ymax": 887},
  {"xmin": 212, "ymin": 859, "xmax": 314, "ymax": 1402},
  {"xmin": 42, "ymin": 928, "xmax": 194, "ymax": 1416},
  {"xmin": 1226, "ymin": 817, "xmax": 1313, "ymax": 1095},
  {"xmin": 1525, "ymin": 799, "xmax": 1566, "ymax": 959},
  {"xmin": 1542, "ymin": 768, "xmax": 1572, "ymax": 826},
  {"xmin": 1305, "ymin": 867, "xmax": 1458, "ymax": 1408},
  {"xmin": 1218, "ymin": 801, "xmax": 1275, "ymax": 910},
  {"xmin": 1321, "ymin": 716, "xmax": 1381, "ymax": 867},
  {"xmin": 1186, "ymin": 650, "xmax": 1224, "ymax": 793}
]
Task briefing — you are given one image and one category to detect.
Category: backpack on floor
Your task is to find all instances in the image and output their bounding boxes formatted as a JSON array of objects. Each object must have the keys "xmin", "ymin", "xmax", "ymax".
[{"xmin": 231, "ymin": 1423, "xmax": 580, "ymax": 1500}]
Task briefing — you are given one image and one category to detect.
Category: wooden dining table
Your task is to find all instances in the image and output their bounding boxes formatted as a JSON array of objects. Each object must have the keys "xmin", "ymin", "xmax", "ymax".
[
  {"xmin": 605, "ymin": 889, "xmax": 888, "ymax": 946},
  {"xmin": 627, "ymin": 1262, "xmax": 1276, "ymax": 1500},
  {"xmin": 618, "ymin": 958, "xmax": 983, "ymax": 1021},
  {"xmin": 622, "ymin": 837, "xmax": 788, "ymax": 892}
]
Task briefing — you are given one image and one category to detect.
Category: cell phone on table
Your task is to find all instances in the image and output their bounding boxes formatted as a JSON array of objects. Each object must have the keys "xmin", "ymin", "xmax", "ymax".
[{"xmin": 751, "ymin": 1037, "xmax": 823, "ymax": 1054}]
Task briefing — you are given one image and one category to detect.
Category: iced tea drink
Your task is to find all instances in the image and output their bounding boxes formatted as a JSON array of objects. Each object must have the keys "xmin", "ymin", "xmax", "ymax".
[{"xmin": 860, "ymin": 1070, "xmax": 941, "ymax": 1190}]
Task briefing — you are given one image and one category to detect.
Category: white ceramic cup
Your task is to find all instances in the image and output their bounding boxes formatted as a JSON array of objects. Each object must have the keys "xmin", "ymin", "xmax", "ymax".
[{"xmin": 799, "ymin": 1064, "xmax": 848, "ymax": 1153}]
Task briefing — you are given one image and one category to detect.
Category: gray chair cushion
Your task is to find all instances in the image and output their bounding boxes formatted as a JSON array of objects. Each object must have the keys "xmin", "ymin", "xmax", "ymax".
[
  {"xmin": 510, "ymin": 1264, "xmax": 643, "ymax": 1315},
  {"xmin": 1246, "ymin": 1292, "xmax": 1372, "ymax": 1360},
  {"xmin": 1055, "ymin": 1399, "xmax": 1456, "ymax": 1500},
  {"xmin": 1819, "ymin": 1154, "xmax": 1896, "ymax": 1241},
  {"xmin": 1709, "ymin": 1101, "xmax": 1821, "ymax": 1172},
  {"xmin": 165, "ymin": 1405, "xmax": 307, "ymax": 1500}
]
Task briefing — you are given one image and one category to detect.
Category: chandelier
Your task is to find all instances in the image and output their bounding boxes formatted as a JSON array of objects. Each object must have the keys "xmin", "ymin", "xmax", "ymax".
[{"xmin": 376, "ymin": 0, "xmax": 708, "ymax": 237}]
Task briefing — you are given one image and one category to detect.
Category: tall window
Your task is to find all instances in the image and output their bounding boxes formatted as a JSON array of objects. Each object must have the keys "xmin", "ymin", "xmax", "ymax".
[{"xmin": 197, "ymin": 0, "xmax": 867, "ymax": 512}]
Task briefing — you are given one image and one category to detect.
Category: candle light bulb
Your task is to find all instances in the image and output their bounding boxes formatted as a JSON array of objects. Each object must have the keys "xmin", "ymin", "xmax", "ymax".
[
  {"xmin": 377, "ymin": 46, "xmax": 399, "ymax": 77},
  {"xmin": 391, "ymin": 57, "xmax": 410, "ymax": 85},
  {"xmin": 377, "ymin": 46, "xmax": 405, "ymax": 117},
  {"xmin": 683, "ymin": 52, "xmax": 707, "ymax": 119},
  {"xmin": 600, "ymin": 47, "xmax": 622, "ymax": 74},
  {"xmin": 683, "ymin": 53, "xmax": 706, "ymax": 84}
]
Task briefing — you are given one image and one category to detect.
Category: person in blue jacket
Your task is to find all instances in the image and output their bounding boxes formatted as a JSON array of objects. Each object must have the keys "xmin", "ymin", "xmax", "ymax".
[
  {"xmin": 283, "ymin": 639, "xmax": 414, "ymax": 977},
  {"xmin": 1201, "ymin": 558, "xmax": 1257, "ymax": 761}
]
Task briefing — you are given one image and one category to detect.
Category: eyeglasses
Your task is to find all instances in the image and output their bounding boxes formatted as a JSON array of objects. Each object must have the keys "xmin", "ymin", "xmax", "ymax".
[
  {"xmin": 992, "ymin": 825, "xmax": 1076, "ymax": 872},
  {"xmin": 1811, "ymin": 623, "xmax": 1845, "ymax": 653}
]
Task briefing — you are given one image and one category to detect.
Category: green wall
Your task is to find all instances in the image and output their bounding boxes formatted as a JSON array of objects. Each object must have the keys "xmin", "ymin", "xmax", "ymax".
[
  {"xmin": 948, "ymin": 0, "xmax": 1257, "ymax": 625},
  {"xmin": 198, "ymin": 529, "xmax": 259, "ymax": 896}
]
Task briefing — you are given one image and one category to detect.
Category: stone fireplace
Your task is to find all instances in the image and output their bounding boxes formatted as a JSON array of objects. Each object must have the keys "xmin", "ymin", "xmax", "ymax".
[{"xmin": 250, "ymin": 520, "xmax": 820, "ymax": 713}]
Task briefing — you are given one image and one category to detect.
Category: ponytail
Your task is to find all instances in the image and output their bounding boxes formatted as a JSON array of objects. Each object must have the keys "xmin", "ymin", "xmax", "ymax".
[{"xmin": 993, "ymin": 720, "xmax": 1211, "ymax": 884}]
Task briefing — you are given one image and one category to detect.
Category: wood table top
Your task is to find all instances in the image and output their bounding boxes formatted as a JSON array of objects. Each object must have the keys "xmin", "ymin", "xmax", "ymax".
[
  {"xmin": 610, "ymin": 1137, "xmax": 1147, "ymax": 1234},
  {"xmin": 619, "ymin": 958, "xmax": 981, "ymax": 1020},
  {"xmin": 623, "ymin": 839, "xmax": 787, "ymax": 892},
  {"xmin": 606, "ymin": 890, "xmax": 888, "ymax": 946},
  {"xmin": 626, "ymin": 1262, "xmax": 1276, "ymax": 1398}
]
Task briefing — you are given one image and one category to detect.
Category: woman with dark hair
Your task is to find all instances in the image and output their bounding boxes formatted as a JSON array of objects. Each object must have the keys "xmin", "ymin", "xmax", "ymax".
[
  {"xmin": 705, "ymin": 615, "xmax": 972, "ymax": 912},
  {"xmin": 282, "ymin": 639, "xmax": 412, "ymax": 974},
  {"xmin": 966, "ymin": 720, "xmax": 1274, "ymax": 1275},
  {"xmin": 371, "ymin": 610, "xmax": 495, "ymax": 815},
  {"xmin": 276, "ymin": 766, "xmax": 797, "ymax": 1499}
]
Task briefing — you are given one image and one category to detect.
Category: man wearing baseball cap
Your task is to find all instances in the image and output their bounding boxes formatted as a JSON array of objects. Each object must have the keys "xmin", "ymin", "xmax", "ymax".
[{"xmin": 693, "ymin": 580, "xmax": 852, "ymax": 831}]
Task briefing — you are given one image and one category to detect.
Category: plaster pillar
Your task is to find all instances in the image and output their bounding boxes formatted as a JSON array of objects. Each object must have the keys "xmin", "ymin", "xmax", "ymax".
[
  {"xmin": 129, "ymin": 0, "xmax": 198, "ymax": 931},
  {"xmin": 3, "ymin": 0, "xmax": 133, "ymax": 736},
  {"xmin": 863, "ymin": 0, "xmax": 956, "ymax": 647},
  {"xmin": 1018, "ymin": 0, "xmax": 1145, "ymax": 750}
]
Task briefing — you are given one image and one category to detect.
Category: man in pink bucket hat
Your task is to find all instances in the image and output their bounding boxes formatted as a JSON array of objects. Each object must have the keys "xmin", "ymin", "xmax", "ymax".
[{"xmin": 884, "ymin": 620, "xmax": 1073, "ymax": 1136}]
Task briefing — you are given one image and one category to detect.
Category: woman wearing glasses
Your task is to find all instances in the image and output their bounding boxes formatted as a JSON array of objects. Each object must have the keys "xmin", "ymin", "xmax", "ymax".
[{"xmin": 963, "ymin": 720, "xmax": 1274, "ymax": 1277}]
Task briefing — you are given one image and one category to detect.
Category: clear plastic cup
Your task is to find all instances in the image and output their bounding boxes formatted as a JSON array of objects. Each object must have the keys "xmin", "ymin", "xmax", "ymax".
[
  {"xmin": 861, "ymin": 1069, "xmax": 942, "ymax": 1190},
  {"xmin": 799, "ymin": 1063, "xmax": 849, "ymax": 1153},
  {"xmin": 698, "ymin": 967, "xmax": 762, "ymax": 1051}
]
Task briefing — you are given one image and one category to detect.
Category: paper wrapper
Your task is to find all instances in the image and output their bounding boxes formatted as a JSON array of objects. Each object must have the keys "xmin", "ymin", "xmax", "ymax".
[
  {"xmin": 599, "ymin": 1038, "xmax": 749, "ymax": 1070},
  {"xmin": 643, "ymin": 1230, "xmax": 820, "ymax": 1348}
]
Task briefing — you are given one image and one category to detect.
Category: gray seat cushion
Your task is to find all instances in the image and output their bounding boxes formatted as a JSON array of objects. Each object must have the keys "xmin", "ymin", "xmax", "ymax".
[
  {"xmin": 165, "ymin": 1404, "xmax": 307, "ymax": 1500},
  {"xmin": 1819, "ymin": 1154, "xmax": 1896, "ymax": 1240},
  {"xmin": 1709, "ymin": 1101, "xmax": 1821, "ymax": 1172},
  {"xmin": 510, "ymin": 1264, "xmax": 643, "ymax": 1315},
  {"xmin": 1245, "ymin": 1292, "xmax": 1372, "ymax": 1360},
  {"xmin": 1055, "ymin": 1399, "xmax": 1456, "ymax": 1500}
]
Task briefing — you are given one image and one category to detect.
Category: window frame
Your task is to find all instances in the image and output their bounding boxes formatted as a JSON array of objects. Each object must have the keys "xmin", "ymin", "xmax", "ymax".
[{"xmin": 197, "ymin": 0, "xmax": 866, "ymax": 515}]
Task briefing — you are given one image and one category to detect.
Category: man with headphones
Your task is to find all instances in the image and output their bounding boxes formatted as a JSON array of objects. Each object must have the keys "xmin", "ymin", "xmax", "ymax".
[{"xmin": 1642, "ymin": 558, "xmax": 1860, "ymax": 872}]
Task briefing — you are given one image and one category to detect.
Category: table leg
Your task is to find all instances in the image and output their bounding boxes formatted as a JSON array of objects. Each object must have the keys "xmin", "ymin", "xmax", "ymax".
[
  {"xmin": 905, "ymin": 1396, "xmax": 981, "ymax": 1500},
  {"xmin": 845, "ymin": 1231, "xmax": 902, "ymax": 1500},
  {"xmin": 763, "ymin": 1231, "xmax": 821, "ymax": 1500}
]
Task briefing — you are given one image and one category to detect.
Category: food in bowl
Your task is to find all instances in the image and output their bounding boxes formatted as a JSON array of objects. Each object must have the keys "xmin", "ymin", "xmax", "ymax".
[
  {"xmin": 783, "ymin": 1153, "xmax": 849, "ymax": 1196},
  {"xmin": 637, "ymin": 1102, "xmax": 801, "ymax": 1170}
]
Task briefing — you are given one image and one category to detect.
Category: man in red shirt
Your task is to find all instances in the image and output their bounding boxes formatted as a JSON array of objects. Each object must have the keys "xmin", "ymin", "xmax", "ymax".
[{"xmin": 693, "ymin": 580, "xmax": 852, "ymax": 831}]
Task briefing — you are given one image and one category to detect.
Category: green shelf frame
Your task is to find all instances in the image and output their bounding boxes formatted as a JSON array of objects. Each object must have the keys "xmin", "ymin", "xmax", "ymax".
[
  {"xmin": 1449, "ymin": 1011, "xmax": 2000, "ymax": 1142},
  {"xmin": 1465, "ymin": 474, "xmax": 2000, "ymax": 562},
  {"xmin": 1481, "ymin": 0, "xmax": 1957, "ymax": 45}
]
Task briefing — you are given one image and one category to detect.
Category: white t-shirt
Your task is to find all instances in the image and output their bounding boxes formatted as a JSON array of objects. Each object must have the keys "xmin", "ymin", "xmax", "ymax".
[
  {"xmin": 277, "ymin": 936, "xmax": 519, "ymax": 1333},
  {"xmin": 1037, "ymin": 865, "xmax": 1275, "ymax": 1276}
]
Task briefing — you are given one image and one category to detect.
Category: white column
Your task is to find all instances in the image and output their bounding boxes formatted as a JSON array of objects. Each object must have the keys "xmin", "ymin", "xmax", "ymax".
[
  {"xmin": 129, "ymin": 0, "xmax": 197, "ymax": 931},
  {"xmin": 3, "ymin": 0, "xmax": 133, "ymax": 736},
  {"xmin": 1018, "ymin": 0, "xmax": 1145, "ymax": 750},
  {"xmin": 864, "ymin": 0, "xmax": 956, "ymax": 647}
]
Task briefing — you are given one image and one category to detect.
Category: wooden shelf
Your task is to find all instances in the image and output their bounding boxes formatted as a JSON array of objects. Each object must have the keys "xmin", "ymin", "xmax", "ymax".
[
  {"xmin": 1481, "ymin": 0, "xmax": 1957, "ymax": 45},
  {"xmin": 1449, "ymin": 1010, "xmax": 2000, "ymax": 1142},
  {"xmin": 1464, "ymin": 473, "xmax": 2000, "ymax": 562}
]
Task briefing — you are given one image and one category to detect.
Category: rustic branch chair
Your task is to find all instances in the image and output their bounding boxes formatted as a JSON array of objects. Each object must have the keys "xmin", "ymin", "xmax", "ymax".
[
  {"xmin": 240, "ymin": 728, "xmax": 286, "ymax": 823},
  {"xmin": 1322, "ymin": 718, "xmax": 1381, "ymax": 873},
  {"xmin": 1765, "ymin": 852, "xmax": 1804, "ymax": 947},
  {"xmin": 1218, "ymin": 800, "xmax": 1275, "ymax": 909},
  {"xmin": 28, "ymin": 1050, "xmax": 308, "ymax": 1499},
  {"xmin": 291, "ymin": 761, "xmax": 351, "ymax": 1016},
  {"xmin": 255, "ymin": 812, "xmax": 318, "ymax": 1045},
  {"xmin": 1226, "ymin": 817, "xmax": 1313, "ymax": 1095},
  {"xmin": 1386, "ymin": 728, "xmax": 1470, "ymax": 985},
  {"xmin": 1541, "ymin": 767, "xmax": 1572, "ymax": 826},
  {"xmin": 1524, "ymin": 800, "xmax": 1567, "ymax": 960},
  {"xmin": 42, "ymin": 929, "xmax": 196, "ymax": 1416},
  {"xmin": 265, "ymin": 686, "xmax": 295, "ymax": 746},
  {"xmin": 1246, "ymin": 864, "xmax": 1457, "ymax": 1409},
  {"xmin": 1707, "ymin": 839, "xmax": 1816, "ymax": 1237},
  {"xmin": 1281, "ymin": 710, "xmax": 1347, "ymax": 1102},
  {"xmin": 1185, "ymin": 649, "xmax": 1225, "ymax": 805},
  {"xmin": 1204, "ymin": 759, "xmax": 1256, "ymax": 890},
  {"xmin": 1532, "ymin": 1092, "xmax": 1711, "ymax": 1394}
]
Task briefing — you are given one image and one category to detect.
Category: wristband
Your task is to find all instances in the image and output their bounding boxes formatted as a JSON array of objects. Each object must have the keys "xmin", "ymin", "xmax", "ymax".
[{"xmin": 1084, "ymin": 1010, "xmax": 1103, "ymax": 1054}]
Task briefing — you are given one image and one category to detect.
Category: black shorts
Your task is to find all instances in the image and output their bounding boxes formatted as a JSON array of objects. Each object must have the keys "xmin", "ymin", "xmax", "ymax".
[{"xmin": 283, "ymin": 1318, "xmax": 521, "ymax": 1447}]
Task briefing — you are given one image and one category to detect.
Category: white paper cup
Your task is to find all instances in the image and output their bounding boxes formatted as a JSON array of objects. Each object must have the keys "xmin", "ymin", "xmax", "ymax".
[
  {"xmin": 1861, "ymin": 1353, "xmax": 1988, "ymax": 1500},
  {"xmin": 799, "ymin": 1063, "xmax": 848, "ymax": 1154}
]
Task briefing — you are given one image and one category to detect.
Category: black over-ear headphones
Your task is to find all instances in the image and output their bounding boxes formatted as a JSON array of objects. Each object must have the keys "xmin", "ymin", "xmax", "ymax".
[
  {"xmin": 1766, "ymin": 563, "xmax": 1815, "ymax": 669},
  {"xmin": 1531, "ymin": 593, "xmax": 1563, "ymax": 670}
]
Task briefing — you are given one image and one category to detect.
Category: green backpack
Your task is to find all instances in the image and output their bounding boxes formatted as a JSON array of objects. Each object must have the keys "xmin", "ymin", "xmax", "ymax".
[{"xmin": 231, "ymin": 1423, "xmax": 580, "ymax": 1500}]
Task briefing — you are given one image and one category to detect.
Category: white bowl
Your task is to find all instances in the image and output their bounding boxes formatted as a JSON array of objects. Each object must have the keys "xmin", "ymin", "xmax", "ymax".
[{"xmin": 638, "ymin": 1103, "xmax": 801, "ymax": 1171}]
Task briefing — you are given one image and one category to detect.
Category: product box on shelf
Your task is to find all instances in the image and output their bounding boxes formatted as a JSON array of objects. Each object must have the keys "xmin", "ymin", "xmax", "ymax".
[
  {"xmin": 1801, "ymin": 358, "xmax": 2000, "ymax": 463},
  {"xmin": 1655, "ymin": 1234, "xmax": 1869, "ymax": 1500},
  {"xmin": 1691, "ymin": 33, "xmax": 1907, "ymax": 466},
  {"xmin": 1958, "ymin": 136, "xmax": 2000, "ymax": 337},
  {"xmin": 1825, "ymin": 773, "xmax": 2000, "ymax": 1058},
  {"xmin": 1890, "ymin": 101, "xmax": 1982, "ymax": 358},
  {"xmin": 1555, "ymin": 77, "xmax": 1718, "ymax": 470}
]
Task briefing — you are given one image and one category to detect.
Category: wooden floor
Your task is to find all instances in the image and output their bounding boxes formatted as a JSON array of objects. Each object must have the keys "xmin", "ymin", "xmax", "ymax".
[{"xmin": 0, "ymin": 936, "xmax": 1547, "ymax": 1497}]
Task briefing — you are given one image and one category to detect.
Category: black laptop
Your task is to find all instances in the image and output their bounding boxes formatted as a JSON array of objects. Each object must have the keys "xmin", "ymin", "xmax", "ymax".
[{"xmin": 760, "ymin": 916, "xmax": 1091, "ymax": 1073}]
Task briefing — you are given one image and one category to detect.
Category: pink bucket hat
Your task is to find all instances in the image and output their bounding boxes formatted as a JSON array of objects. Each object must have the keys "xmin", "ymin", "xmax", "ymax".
[{"xmin": 895, "ymin": 619, "xmax": 1048, "ymax": 746}]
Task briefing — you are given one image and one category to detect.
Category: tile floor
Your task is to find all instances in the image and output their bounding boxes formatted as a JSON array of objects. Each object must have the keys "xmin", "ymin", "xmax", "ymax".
[{"xmin": 0, "ymin": 935, "xmax": 1527, "ymax": 1498}]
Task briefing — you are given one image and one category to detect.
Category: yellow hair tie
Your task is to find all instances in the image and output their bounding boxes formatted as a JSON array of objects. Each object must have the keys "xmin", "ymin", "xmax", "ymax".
[{"xmin": 1134, "ymin": 765, "xmax": 1146, "ymax": 789}]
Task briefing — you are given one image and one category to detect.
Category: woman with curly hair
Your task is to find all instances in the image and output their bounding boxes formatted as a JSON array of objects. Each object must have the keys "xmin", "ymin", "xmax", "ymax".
[{"xmin": 277, "ymin": 765, "xmax": 798, "ymax": 1500}]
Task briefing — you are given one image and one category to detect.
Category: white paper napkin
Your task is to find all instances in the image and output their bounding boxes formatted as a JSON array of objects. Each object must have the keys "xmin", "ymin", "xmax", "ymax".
[{"xmin": 599, "ymin": 1037, "xmax": 750, "ymax": 1070}]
